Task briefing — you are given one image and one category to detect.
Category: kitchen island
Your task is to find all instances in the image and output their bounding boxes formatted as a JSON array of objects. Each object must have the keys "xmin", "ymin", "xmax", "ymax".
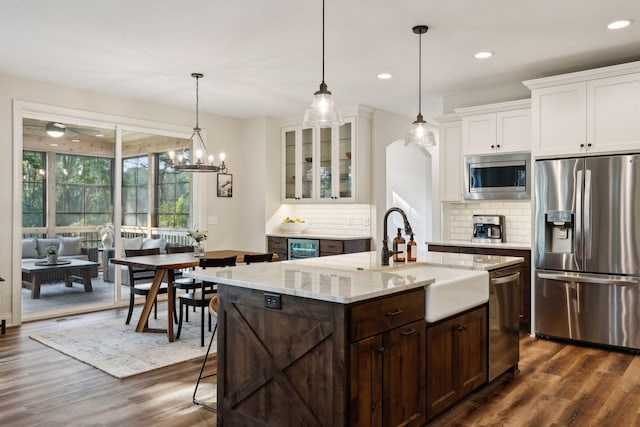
[{"xmin": 186, "ymin": 251, "xmax": 522, "ymax": 426}]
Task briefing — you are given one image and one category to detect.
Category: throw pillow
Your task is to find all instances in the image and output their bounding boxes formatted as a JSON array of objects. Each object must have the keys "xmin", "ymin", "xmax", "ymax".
[
  {"xmin": 58, "ymin": 236, "xmax": 85, "ymax": 256},
  {"xmin": 36, "ymin": 238, "xmax": 61, "ymax": 258},
  {"xmin": 122, "ymin": 236, "xmax": 144, "ymax": 250},
  {"xmin": 22, "ymin": 238, "xmax": 38, "ymax": 259},
  {"xmin": 141, "ymin": 238, "xmax": 167, "ymax": 253}
]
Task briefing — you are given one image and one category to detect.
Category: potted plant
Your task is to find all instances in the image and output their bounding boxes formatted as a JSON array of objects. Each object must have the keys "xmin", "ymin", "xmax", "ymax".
[
  {"xmin": 187, "ymin": 229, "xmax": 208, "ymax": 257},
  {"xmin": 46, "ymin": 245, "xmax": 58, "ymax": 264}
]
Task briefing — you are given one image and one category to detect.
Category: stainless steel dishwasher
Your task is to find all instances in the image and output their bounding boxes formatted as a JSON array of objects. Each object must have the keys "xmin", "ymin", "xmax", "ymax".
[{"xmin": 488, "ymin": 265, "xmax": 520, "ymax": 381}]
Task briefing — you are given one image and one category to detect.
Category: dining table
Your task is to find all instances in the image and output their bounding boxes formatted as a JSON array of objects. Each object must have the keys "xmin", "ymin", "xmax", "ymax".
[{"xmin": 110, "ymin": 249, "xmax": 278, "ymax": 342}]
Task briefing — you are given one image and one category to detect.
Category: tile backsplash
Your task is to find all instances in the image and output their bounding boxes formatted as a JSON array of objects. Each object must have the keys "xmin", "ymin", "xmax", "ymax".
[
  {"xmin": 442, "ymin": 201, "xmax": 532, "ymax": 244},
  {"xmin": 287, "ymin": 204, "xmax": 372, "ymax": 236}
]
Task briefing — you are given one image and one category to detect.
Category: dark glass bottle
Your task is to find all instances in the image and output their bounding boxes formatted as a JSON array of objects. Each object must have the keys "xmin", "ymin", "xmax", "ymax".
[
  {"xmin": 407, "ymin": 233, "xmax": 417, "ymax": 262},
  {"xmin": 392, "ymin": 228, "xmax": 406, "ymax": 262}
]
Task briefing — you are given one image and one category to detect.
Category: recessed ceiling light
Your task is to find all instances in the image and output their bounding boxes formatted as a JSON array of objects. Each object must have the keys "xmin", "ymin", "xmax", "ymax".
[
  {"xmin": 71, "ymin": 139, "xmax": 80, "ymax": 142},
  {"xmin": 95, "ymin": 134, "xmax": 104, "ymax": 137},
  {"xmin": 607, "ymin": 19, "xmax": 632, "ymax": 30},
  {"xmin": 474, "ymin": 51, "xmax": 493, "ymax": 59},
  {"xmin": 377, "ymin": 73, "xmax": 392, "ymax": 80},
  {"xmin": 50, "ymin": 143, "xmax": 59, "ymax": 147}
]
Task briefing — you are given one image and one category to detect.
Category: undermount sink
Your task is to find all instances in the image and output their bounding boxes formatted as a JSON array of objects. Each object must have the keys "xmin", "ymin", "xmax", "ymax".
[{"xmin": 376, "ymin": 263, "xmax": 489, "ymax": 323}]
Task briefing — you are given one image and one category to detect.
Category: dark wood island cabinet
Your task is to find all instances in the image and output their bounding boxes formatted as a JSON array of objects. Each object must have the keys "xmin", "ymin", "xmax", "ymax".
[{"xmin": 216, "ymin": 284, "xmax": 426, "ymax": 427}]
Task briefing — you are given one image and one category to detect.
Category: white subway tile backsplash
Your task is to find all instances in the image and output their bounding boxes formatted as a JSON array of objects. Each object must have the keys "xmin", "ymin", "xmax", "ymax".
[
  {"xmin": 287, "ymin": 204, "xmax": 371, "ymax": 236},
  {"xmin": 442, "ymin": 201, "xmax": 532, "ymax": 244}
]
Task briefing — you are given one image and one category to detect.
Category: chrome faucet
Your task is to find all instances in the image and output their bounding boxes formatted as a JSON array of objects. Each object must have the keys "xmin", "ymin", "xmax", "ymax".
[{"xmin": 381, "ymin": 207, "xmax": 414, "ymax": 266}]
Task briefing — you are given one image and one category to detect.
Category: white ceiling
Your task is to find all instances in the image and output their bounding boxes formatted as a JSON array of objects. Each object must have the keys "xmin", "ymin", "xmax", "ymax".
[{"xmin": 1, "ymin": 0, "xmax": 639, "ymax": 120}]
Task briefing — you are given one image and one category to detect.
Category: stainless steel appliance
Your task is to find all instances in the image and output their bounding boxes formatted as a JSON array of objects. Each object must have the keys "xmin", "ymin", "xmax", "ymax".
[
  {"xmin": 472, "ymin": 214, "xmax": 505, "ymax": 243},
  {"xmin": 534, "ymin": 154, "xmax": 640, "ymax": 350},
  {"xmin": 488, "ymin": 265, "xmax": 520, "ymax": 381},
  {"xmin": 464, "ymin": 152, "xmax": 531, "ymax": 200},
  {"xmin": 288, "ymin": 238, "xmax": 320, "ymax": 260}
]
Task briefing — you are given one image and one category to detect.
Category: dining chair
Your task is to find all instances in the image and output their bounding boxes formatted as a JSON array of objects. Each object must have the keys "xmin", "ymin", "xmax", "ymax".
[
  {"xmin": 166, "ymin": 245, "xmax": 202, "ymax": 298},
  {"xmin": 124, "ymin": 247, "xmax": 171, "ymax": 326},
  {"xmin": 176, "ymin": 255, "xmax": 237, "ymax": 347},
  {"xmin": 243, "ymin": 252, "xmax": 274, "ymax": 264},
  {"xmin": 193, "ymin": 296, "xmax": 219, "ymax": 411}
]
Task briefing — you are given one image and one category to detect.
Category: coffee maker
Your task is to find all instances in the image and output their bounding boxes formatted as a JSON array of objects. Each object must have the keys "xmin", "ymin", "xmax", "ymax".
[{"xmin": 472, "ymin": 214, "xmax": 505, "ymax": 243}]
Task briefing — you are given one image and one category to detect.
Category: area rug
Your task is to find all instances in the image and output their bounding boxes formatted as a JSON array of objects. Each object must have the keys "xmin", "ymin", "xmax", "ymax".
[{"xmin": 29, "ymin": 315, "xmax": 214, "ymax": 379}]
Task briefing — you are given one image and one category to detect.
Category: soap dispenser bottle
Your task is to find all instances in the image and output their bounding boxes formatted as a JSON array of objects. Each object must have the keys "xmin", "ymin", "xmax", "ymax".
[
  {"xmin": 393, "ymin": 228, "xmax": 406, "ymax": 262},
  {"xmin": 407, "ymin": 233, "xmax": 417, "ymax": 262}
]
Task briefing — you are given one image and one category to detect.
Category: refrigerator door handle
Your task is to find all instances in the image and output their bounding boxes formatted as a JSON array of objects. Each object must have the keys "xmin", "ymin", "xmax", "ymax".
[
  {"xmin": 538, "ymin": 272, "xmax": 640, "ymax": 285},
  {"xmin": 575, "ymin": 170, "xmax": 583, "ymax": 269},
  {"xmin": 584, "ymin": 169, "xmax": 592, "ymax": 261}
]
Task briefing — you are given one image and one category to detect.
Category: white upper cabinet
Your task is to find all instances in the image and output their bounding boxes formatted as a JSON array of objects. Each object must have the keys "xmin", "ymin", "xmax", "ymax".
[
  {"xmin": 524, "ymin": 61, "xmax": 640, "ymax": 157},
  {"xmin": 436, "ymin": 116, "xmax": 463, "ymax": 201},
  {"xmin": 281, "ymin": 106, "xmax": 372, "ymax": 204},
  {"xmin": 457, "ymin": 99, "xmax": 531, "ymax": 155},
  {"xmin": 587, "ymin": 73, "xmax": 640, "ymax": 153}
]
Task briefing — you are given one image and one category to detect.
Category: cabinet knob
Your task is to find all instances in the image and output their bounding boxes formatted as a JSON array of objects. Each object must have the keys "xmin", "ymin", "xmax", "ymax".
[
  {"xmin": 580, "ymin": 144, "xmax": 585, "ymax": 148},
  {"xmin": 587, "ymin": 143, "xmax": 592, "ymax": 147},
  {"xmin": 496, "ymin": 144, "xmax": 500, "ymax": 148},
  {"xmin": 490, "ymin": 145, "xmax": 495, "ymax": 149},
  {"xmin": 377, "ymin": 346, "xmax": 385, "ymax": 353},
  {"xmin": 455, "ymin": 325, "xmax": 467, "ymax": 332}
]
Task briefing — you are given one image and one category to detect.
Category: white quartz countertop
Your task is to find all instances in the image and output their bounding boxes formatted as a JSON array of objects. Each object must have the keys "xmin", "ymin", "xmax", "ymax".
[
  {"xmin": 267, "ymin": 233, "xmax": 371, "ymax": 240},
  {"xmin": 184, "ymin": 251, "xmax": 523, "ymax": 304},
  {"xmin": 428, "ymin": 240, "xmax": 531, "ymax": 251}
]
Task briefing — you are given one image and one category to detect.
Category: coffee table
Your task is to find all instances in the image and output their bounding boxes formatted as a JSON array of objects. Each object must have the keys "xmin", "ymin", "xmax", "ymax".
[{"xmin": 21, "ymin": 259, "xmax": 99, "ymax": 299}]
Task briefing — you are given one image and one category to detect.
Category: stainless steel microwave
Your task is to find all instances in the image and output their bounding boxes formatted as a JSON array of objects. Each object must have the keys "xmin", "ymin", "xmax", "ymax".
[{"xmin": 463, "ymin": 152, "xmax": 531, "ymax": 200}]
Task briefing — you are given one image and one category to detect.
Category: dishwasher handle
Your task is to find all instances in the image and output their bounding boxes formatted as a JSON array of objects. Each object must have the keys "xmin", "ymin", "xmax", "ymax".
[{"xmin": 490, "ymin": 272, "xmax": 520, "ymax": 285}]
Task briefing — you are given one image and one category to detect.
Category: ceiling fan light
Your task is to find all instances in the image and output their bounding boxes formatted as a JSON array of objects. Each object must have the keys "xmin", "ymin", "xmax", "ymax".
[{"xmin": 45, "ymin": 122, "xmax": 65, "ymax": 138}]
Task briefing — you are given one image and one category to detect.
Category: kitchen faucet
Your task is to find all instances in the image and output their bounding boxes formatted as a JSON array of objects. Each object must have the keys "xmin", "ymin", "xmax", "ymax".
[{"xmin": 381, "ymin": 207, "xmax": 414, "ymax": 266}]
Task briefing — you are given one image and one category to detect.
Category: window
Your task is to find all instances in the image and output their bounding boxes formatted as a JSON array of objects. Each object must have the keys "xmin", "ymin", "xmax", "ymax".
[
  {"xmin": 22, "ymin": 151, "xmax": 46, "ymax": 227},
  {"xmin": 156, "ymin": 153, "xmax": 191, "ymax": 228},
  {"xmin": 55, "ymin": 154, "xmax": 113, "ymax": 226},
  {"xmin": 122, "ymin": 155, "xmax": 149, "ymax": 227}
]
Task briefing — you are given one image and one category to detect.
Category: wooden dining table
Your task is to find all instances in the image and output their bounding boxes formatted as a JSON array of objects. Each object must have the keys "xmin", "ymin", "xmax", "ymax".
[{"xmin": 110, "ymin": 249, "xmax": 277, "ymax": 342}]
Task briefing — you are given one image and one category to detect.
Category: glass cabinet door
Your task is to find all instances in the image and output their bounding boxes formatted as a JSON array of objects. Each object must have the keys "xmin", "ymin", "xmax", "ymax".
[
  {"xmin": 284, "ymin": 129, "xmax": 296, "ymax": 199},
  {"xmin": 301, "ymin": 128, "xmax": 313, "ymax": 199},
  {"xmin": 319, "ymin": 127, "xmax": 333, "ymax": 199},
  {"xmin": 338, "ymin": 121, "xmax": 352, "ymax": 199}
]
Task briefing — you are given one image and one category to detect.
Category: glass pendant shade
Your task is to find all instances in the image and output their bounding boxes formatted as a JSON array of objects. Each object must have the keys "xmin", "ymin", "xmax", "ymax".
[
  {"xmin": 303, "ymin": 83, "xmax": 343, "ymax": 128},
  {"xmin": 405, "ymin": 113, "xmax": 436, "ymax": 148}
]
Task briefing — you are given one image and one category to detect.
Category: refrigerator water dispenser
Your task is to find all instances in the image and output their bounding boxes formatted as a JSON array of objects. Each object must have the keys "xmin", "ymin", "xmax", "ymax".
[{"xmin": 544, "ymin": 210, "xmax": 573, "ymax": 254}]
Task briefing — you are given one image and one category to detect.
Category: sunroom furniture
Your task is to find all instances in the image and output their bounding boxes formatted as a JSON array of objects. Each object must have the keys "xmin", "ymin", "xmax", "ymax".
[
  {"xmin": 22, "ymin": 237, "xmax": 98, "ymax": 284},
  {"xmin": 21, "ymin": 259, "xmax": 99, "ymax": 299}
]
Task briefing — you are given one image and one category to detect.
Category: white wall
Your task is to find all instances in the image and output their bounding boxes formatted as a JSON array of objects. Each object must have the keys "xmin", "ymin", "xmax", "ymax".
[
  {"xmin": 385, "ymin": 141, "xmax": 431, "ymax": 251},
  {"xmin": 0, "ymin": 72, "xmax": 253, "ymax": 326}
]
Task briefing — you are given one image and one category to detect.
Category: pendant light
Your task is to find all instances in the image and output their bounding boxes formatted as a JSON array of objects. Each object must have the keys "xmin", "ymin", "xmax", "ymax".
[
  {"xmin": 303, "ymin": 0, "xmax": 343, "ymax": 128},
  {"xmin": 405, "ymin": 25, "xmax": 436, "ymax": 148},
  {"xmin": 169, "ymin": 73, "xmax": 228, "ymax": 173}
]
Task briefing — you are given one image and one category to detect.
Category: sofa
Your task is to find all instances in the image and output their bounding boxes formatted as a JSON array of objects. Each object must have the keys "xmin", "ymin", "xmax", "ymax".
[
  {"xmin": 105, "ymin": 237, "xmax": 172, "ymax": 285},
  {"xmin": 22, "ymin": 237, "xmax": 99, "ymax": 284}
]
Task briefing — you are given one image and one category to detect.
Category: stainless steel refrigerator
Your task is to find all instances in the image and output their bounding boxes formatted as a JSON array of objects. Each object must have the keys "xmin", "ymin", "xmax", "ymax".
[{"xmin": 534, "ymin": 154, "xmax": 640, "ymax": 350}]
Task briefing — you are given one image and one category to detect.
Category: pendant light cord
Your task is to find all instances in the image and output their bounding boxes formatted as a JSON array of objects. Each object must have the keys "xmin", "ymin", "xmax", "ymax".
[
  {"xmin": 195, "ymin": 75, "xmax": 200, "ymax": 130},
  {"xmin": 322, "ymin": 0, "xmax": 325, "ymax": 84},
  {"xmin": 418, "ymin": 31, "xmax": 422, "ymax": 115}
]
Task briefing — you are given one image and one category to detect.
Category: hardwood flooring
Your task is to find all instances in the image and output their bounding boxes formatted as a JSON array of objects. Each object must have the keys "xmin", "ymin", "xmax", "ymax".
[{"xmin": 1, "ymin": 309, "xmax": 639, "ymax": 426}]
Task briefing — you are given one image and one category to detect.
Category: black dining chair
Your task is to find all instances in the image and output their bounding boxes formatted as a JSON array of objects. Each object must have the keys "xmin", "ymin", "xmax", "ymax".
[
  {"xmin": 166, "ymin": 245, "xmax": 202, "ymax": 297},
  {"xmin": 124, "ymin": 248, "xmax": 170, "ymax": 326},
  {"xmin": 243, "ymin": 252, "xmax": 274, "ymax": 264},
  {"xmin": 176, "ymin": 255, "xmax": 237, "ymax": 347}
]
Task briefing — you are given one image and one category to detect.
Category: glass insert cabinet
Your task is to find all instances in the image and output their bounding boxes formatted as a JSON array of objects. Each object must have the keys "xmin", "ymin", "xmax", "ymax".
[{"xmin": 282, "ymin": 118, "xmax": 356, "ymax": 202}]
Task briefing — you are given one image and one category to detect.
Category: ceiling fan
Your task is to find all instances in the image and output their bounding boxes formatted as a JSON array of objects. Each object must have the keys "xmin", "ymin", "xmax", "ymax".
[{"xmin": 44, "ymin": 121, "xmax": 103, "ymax": 138}]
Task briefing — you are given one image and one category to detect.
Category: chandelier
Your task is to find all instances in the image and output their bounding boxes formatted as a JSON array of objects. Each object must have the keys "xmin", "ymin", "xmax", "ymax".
[{"xmin": 169, "ymin": 73, "xmax": 228, "ymax": 173}]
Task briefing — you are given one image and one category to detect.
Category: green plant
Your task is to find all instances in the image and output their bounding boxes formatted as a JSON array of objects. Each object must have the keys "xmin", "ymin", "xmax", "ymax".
[{"xmin": 46, "ymin": 245, "xmax": 58, "ymax": 255}]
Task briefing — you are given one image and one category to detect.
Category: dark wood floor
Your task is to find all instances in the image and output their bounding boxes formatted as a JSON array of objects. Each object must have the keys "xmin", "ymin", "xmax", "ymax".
[{"xmin": 1, "ymin": 309, "xmax": 639, "ymax": 426}]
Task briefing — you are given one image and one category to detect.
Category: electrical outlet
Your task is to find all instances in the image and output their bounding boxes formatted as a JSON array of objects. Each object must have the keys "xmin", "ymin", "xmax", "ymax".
[{"xmin": 264, "ymin": 292, "xmax": 282, "ymax": 310}]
